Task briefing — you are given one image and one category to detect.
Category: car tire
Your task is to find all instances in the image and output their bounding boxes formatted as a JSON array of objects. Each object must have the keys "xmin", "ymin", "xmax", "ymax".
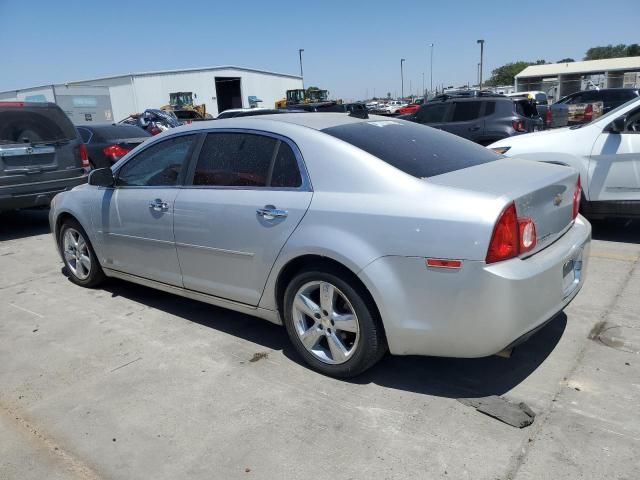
[
  {"xmin": 58, "ymin": 218, "xmax": 105, "ymax": 288},
  {"xmin": 283, "ymin": 268, "xmax": 387, "ymax": 378}
]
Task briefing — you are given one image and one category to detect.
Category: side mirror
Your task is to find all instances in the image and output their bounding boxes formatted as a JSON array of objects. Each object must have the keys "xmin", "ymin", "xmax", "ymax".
[
  {"xmin": 607, "ymin": 116, "xmax": 626, "ymax": 133},
  {"xmin": 88, "ymin": 168, "xmax": 115, "ymax": 187}
]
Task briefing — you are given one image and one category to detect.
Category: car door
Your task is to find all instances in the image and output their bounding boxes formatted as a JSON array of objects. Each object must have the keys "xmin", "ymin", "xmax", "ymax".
[
  {"xmin": 442, "ymin": 101, "xmax": 483, "ymax": 140},
  {"xmin": 414, "ymin": 102, "xmax": 451, "ymax": 130},
  {"xmin": 589, "ymin": 105, "xmax": 640, "ymax": 202},
  {"xmin": 173, "ymin": 131, "xmax": 313, "ymax": 306},
  {"xmin": 97, "ymin": 133, "xmax": 199, "ymax": 286}
]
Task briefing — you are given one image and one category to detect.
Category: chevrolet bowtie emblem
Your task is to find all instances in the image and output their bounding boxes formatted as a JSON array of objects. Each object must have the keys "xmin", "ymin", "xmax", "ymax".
[{"xmin": 553, "ymin": 194, "xmax": 563, "ymax": 206}]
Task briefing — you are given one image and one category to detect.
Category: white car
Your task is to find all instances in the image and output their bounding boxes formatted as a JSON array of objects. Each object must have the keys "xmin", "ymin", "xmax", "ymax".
[{"xmin": 490, "ymin": 97, "xmax": 640, "ymax": 218}]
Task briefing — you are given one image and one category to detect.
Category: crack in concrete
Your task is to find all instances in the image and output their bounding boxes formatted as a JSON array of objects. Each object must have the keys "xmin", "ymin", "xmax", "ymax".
[
  {"xmin": 503, "ymin": 254, "xmax": 640, "ymax": 480},
  {"xmin": 0, "ymin": 401, "xmax": 103, "ymax": 480}
]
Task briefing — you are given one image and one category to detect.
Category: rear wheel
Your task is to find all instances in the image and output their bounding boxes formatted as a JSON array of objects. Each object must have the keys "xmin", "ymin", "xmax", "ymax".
[
  {"xmin": 283, "ymin": 268, "xmax": 386, "ymax": 377},
  {"xmin": 59, "ymin": 219, "xmax": 105, "ymax": 288}
]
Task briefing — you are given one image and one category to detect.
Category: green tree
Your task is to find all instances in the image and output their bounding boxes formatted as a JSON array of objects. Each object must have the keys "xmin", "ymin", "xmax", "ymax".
[
  {"xmin": 558, "ymin": 57, "xmax": 575, "ymax": 63},
  {"xmin": 584, "ymin": 43, "xmax": 640, "ymax": 60},
  {"xmin": 386, "ymin": 92, "xmax": 391, "ymax": 98},
  {"xmin": 485, "ymin": 61, "xmax": 531, "ymax": 86}
]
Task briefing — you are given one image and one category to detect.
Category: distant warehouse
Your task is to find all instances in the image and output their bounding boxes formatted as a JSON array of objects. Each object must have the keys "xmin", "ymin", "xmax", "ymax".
[
  {"xmin": 0, "ymin": 66, "xmax": 303, "ymax": 124},
  {"xmin": 516, "ymin": 56, "xmax": 640, "ymax": 101}
]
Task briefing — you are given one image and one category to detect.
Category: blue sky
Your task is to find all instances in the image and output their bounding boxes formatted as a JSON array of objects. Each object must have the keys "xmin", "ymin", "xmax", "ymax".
[{"xmin": 1, "ymin": 0, "xmax": 638, "ymax": 100}]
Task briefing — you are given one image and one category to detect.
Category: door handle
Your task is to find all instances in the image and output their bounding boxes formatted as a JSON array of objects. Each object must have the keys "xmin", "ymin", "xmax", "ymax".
[
  {"xmin": 256, "ymin": 206, "xmax": 288, "ymax": 220},
  {"xmin": 148, "ymin": 199, "xmax": 169, "ymax": 212},
  {"xmin": 468, "ymin": 126, "xmax": 481, "ymax": 131}
]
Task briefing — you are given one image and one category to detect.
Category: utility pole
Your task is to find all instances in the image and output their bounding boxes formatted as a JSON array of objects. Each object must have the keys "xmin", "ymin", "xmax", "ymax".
[
  {"xmin": 298, "ymin": 49, "xmax": 305, "ymax": 89},
  {"xmin": 429, "ymin": 43, "xmax": 434, "ymax": 92},
  {"xmin": 422, "ymin": 72, "xmax": 425, "ymax": 96},
  {"xmin": 477, "ymin": 63, "xmax": 481, "ymax": 86},
  {"xmin": 400, "ymin": 58, "xmax": 405, "ymax": 99},
  {"xmin": 476, "ymin": 40, "xmax": 485, "ymax": 89}
]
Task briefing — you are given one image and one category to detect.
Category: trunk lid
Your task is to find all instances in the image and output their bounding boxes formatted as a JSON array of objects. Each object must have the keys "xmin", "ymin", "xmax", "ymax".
[{"xmin": 429, "ymin": 158, "xmax": 578, "ymax": 256}]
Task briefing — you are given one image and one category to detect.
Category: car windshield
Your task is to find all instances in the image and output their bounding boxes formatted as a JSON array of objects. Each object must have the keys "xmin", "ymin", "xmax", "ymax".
[
  {"xmin": 0, "ymin": 104, "xmax": 77, "ymax": 143},
  {"xmin": 322, "ymin": 119, "xmax": 499, "ymax": 178},
  {"xmin": 570, "ymin": 96, "xmax": 640, "ymax": 129}
]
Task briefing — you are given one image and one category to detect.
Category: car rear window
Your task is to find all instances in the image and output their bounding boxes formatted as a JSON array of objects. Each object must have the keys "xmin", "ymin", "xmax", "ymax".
[
  {"xmin": 0, "ymin": 104, "xmax": 77, "ymax": 143},
  {"xmin": 91, "ymin": 125, "xmax": 151, "ymax": 141},
  {"xmin": 322, "ymin": 120, "xmax": 499, "ymax": 178}
]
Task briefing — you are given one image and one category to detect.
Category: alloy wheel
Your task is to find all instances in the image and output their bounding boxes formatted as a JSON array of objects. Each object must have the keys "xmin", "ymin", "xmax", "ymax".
[
  {"xmin": 292, "ymin": 281, "xmax": 360, "ymax": 364},
  {"xmin": 62, "ymin": 228, "xmax": 92, "ymax": 280}
]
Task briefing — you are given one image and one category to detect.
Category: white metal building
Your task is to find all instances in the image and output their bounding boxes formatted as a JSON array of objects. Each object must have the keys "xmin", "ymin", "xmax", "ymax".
[
  {"xmin": 515, "ymin": 57, "xmax": 640, "ymax": 101},
  {"xmin": 0, "ymin": 66, "xmax": 303, "ymax": 122}
]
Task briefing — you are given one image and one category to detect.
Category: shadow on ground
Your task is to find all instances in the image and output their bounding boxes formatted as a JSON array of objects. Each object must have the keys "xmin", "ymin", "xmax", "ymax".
[
  {"xmin": 102, "ymin": 277, "xmax": 567, "ymax": 399},
  {"xmin": 591, "ymin": 218, "xmax": 639, "ymax": 244},
  {"xmin": 0, "ymin": 209, "xmax": 51, "ymax": 241}
]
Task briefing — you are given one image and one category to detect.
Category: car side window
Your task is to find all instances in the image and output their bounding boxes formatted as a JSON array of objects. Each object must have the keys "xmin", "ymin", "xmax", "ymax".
[
  {"xmin": 624, "ymin": 107, "xmax": 640, "ymax": 133},
  {"xmin": 451, "ymin": 101, "xmax": 482, "ymax": 122},
  {"xmin": 482, "ymin": 101, "xmax": 496, "ymax": 117},
  {"xmin": 270, "ymin": 141, "xmax": 302, "ymax": 188},
  {"xmin": 77, "ymin": 127, "xmax": 92, "ymax": 143},
  {"xmin": 416, "ymin": 104, "xmax": 449, "ymax": 123},
  {"xmin": 192, "ymin": 133, "xmax": 278, "ymax": 187},
  {"xmin": 116, "ymin": 135, "xmax": 195, "ymax": 187}
]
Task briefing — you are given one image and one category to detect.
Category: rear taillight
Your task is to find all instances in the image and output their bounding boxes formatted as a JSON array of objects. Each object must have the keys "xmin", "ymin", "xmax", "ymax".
[
  {"xmin": 79, "ymin": 143, "xmax": 89, "ymax": 169},
  {"xmin": 512, "ymin": 119, "xmax": 526, "ymax": 132},
  {"xmin": 572, "ymin": 176, "xmax": 582, "ymax": 219},
  {"xmin": 583, "ymin": 104, "xmax": 593, "ymax": 122},
  {"xmin": 545, "ymin": 109, "xmax": 552, "ymax": 125},
  {"xmin": 486, "ymin": 203, "xmax": 538, "ymax": 264},
  {"xmin": 0, "ymin": 101, "xmax": 25, "ymax": 107},
  {"xmin": 102, "ymin": 144, "xmax": 130, "ymax": 161}
]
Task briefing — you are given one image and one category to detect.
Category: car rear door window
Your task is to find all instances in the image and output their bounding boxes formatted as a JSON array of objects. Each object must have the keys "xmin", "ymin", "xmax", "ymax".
[
  {"xmin": 77, "ymin": 127, "xmax": 92, "ymax": 143},
  {"xmin": 192, "ymin": 133, "xmax": 277, "ymax": 187},
  {"xmin": 482, "ymin": 101, "xmax": 496, "ymax": 116},
  {"xmin": 416, "ymin": 103, "xmax": 449, "ymax": 123},
  {"xmin": 270, "ymin": 141, "xmax": 302, "ymax": 188},
  {"xmin": 451, "ymin": 101, "xmax": 482, "ymax": 122},
  {"xmin": 535, "ymin": 93, "xmax": 547, "ymax": 105},
  {"xmin": 117, "ymin": 134, "xmax": 196, "ymax": 187}
]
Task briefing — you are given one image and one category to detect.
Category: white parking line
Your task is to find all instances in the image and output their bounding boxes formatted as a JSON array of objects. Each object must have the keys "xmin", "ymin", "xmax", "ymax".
[{"xmin": 8, "ymin": 303, "xmax": 44, "ymax": 318}]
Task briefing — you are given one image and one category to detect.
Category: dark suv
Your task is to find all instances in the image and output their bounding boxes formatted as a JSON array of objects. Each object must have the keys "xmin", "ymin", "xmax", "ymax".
[
  {"xmin": 0, "ymin": 102, "xmax": 88, "ymax": 212},
  {"xmin": 400, "ymin": 95, "xmax": 541, "ymax": 145}
]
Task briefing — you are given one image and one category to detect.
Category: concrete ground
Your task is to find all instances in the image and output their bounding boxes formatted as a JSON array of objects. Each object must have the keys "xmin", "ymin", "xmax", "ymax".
[{"xmin": 1, "ymin": 209, "xmax": 638, "ymax": 480}]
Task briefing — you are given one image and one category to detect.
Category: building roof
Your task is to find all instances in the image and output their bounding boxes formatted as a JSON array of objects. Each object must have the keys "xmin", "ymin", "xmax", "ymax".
[
  {"xmin": 0, "ymin": 65, "xmax": 301, "ymax": 95},
  {"xmin": 516, "ymin": 56, "xmax": 640, "ymax": 79}
]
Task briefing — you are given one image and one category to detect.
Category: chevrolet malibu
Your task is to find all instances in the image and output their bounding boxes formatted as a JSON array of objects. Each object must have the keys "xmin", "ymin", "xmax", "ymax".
[{"xmin": 50, "ymin": 114, "xmax": 591, "ymax": 377}]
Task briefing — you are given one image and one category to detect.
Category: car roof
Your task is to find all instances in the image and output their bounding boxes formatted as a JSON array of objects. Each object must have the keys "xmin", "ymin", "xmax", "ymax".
[{"xmin": 217, "ymin": 112, "xmax": 381, "ymax": 130}]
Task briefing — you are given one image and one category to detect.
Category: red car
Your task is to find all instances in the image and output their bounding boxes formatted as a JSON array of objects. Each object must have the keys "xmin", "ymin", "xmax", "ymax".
[{"xmin": 397, "ymin": 99, "xmax": 424, "ymax": 115}]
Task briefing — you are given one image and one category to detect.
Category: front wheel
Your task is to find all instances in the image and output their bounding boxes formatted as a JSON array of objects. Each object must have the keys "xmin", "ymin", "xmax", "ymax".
[
  {"xmin": 59, "ymin": 219, "xmax": 105, "ymax": 288},
  {"xmin": 283, "ymin": 269, "xmax": 387, "ymax": 377}
]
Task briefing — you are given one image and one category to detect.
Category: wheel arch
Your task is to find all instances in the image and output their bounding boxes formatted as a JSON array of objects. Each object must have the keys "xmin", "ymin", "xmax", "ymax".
[{"xmin": 273, "ymin": 254, "xmax": 386, "ymax": 339}]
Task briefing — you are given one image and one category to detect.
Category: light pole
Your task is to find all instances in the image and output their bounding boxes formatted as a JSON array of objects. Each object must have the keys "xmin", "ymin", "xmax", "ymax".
[
  {"xmin": 477, "ymin": 63, "xmax": 481, "ymax": 86},
  {"xmin": 477, "ymin": 40, "xmax": 485, "ymax": 89},
  {"xmin": 422, "ymin": 72, "xmax": 425, "ymax": 96},
  {"xmin": 429, "ymin": 43, "xmax": 434, "ymax": 92},
  {"xmin": 298, "ymin": 49, "xmax": 304, "ymax": 89},
  {"xmin": 400, "ymin": 58, "xmax": 405, "ymax": 99}
]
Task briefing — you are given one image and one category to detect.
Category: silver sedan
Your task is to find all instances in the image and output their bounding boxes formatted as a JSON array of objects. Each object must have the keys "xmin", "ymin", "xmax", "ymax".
[{"xmin": 50, "ymin": 113, "xmax": 591, "ymax": 377}]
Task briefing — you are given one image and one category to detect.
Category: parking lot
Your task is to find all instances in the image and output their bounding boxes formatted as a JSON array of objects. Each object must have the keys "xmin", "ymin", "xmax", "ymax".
[{"xmin": 0, "ymin": 209, "xmax": 637, "ymax": 479}]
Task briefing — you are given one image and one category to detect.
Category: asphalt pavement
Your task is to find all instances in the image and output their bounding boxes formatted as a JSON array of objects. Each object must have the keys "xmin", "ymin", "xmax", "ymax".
[{"xmin": 1, "ymin": 209, "xmax": 638, "ymax": 480}]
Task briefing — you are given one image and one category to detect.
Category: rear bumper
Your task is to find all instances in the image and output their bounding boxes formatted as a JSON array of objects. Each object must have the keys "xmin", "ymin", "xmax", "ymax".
[
  {"xmin": 0, "ymin": 174, "xmax": 87, "ymax": 211},
  {"xmin": 358, "ymin": 215, "xmax": 591, "ymax": 357}
]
